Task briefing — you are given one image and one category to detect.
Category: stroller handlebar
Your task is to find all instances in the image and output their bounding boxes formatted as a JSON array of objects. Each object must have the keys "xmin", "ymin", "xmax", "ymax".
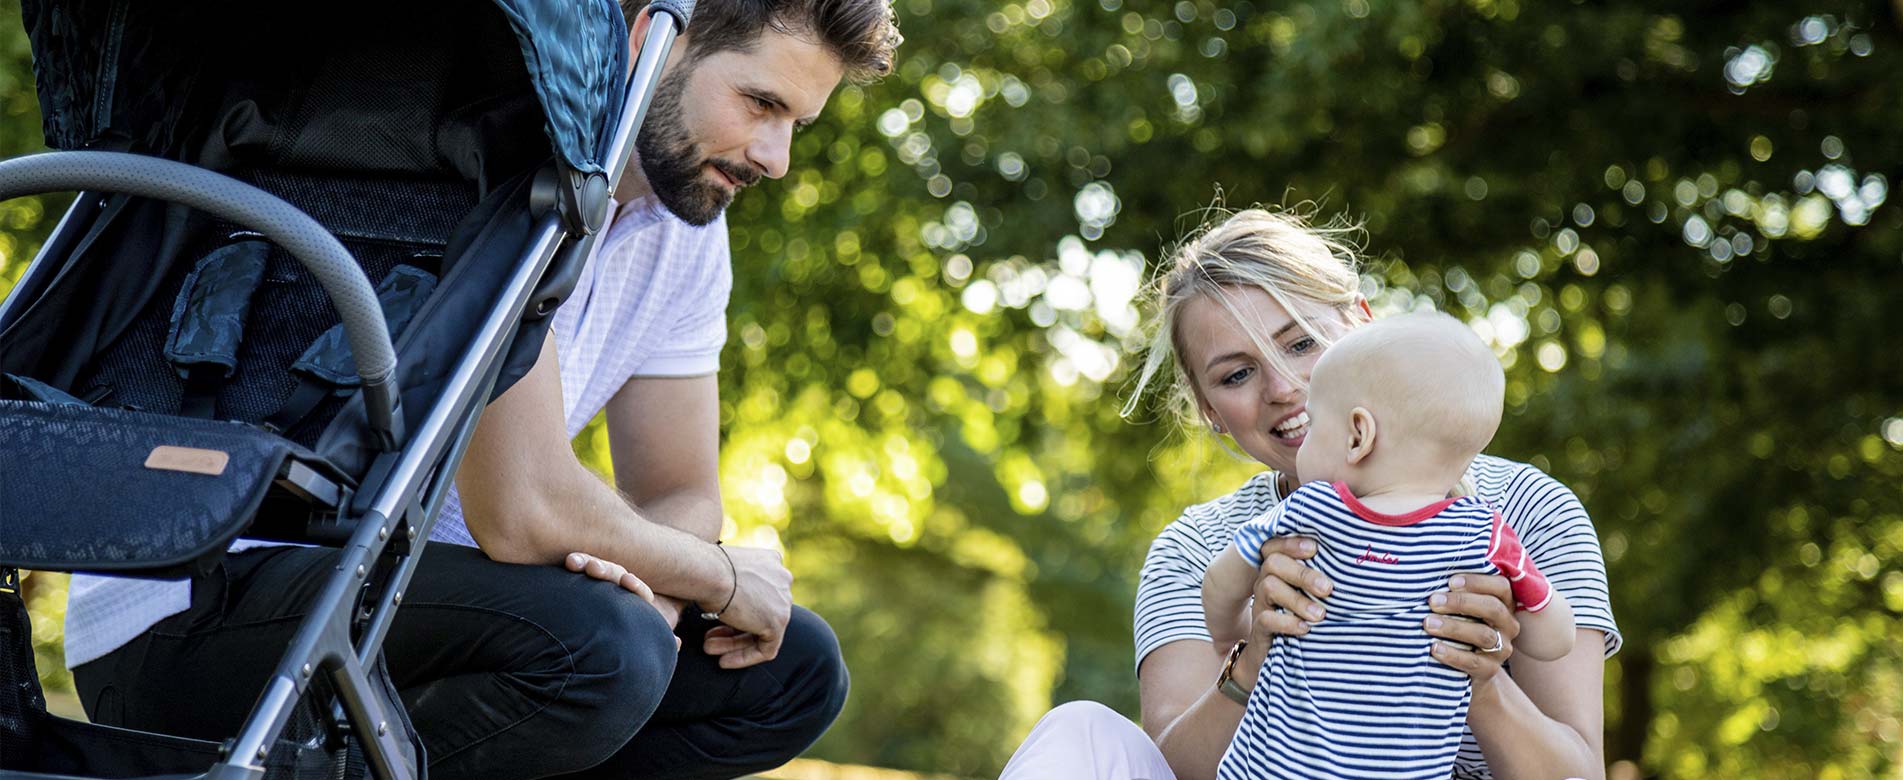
[
  {"xmin": 650, "ymin": 0, "xmax": 695, "ymax": 26},
  {"xmin": 0, "ymin": 151, "xmax": 404, "ymax": 447}
]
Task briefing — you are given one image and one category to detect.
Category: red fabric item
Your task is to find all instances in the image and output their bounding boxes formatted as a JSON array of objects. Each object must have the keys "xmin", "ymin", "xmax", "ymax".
[{"xmin": 1487, "ymin": 511, "xmax": 1553, "ymax": 612}]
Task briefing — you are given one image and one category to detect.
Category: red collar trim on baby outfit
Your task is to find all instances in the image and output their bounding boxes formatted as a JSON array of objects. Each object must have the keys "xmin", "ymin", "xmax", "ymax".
[{"xmin": 1332, "ymin": 481, "xmax": 1459, "ymax": 526}]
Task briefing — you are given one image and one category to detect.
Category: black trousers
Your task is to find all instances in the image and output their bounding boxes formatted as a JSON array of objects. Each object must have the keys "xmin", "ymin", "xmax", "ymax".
[{"xmin": 73, "ymin": 544, "xmax": 849, "ymax": 779}]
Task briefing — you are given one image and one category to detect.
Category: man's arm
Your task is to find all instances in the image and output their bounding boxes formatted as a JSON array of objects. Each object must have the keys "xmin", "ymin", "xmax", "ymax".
[
  {"xmin": 603, "ymin": 373, "xmax": 723, "ymax": 542},
  {"xmin": 454, "ymin": 334, "xmax": 789, "ymax": 650}
]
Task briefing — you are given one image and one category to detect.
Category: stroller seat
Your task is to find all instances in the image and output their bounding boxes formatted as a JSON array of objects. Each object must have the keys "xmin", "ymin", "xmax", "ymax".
[{"xmin": 0, "ymin": 0, "xmax": 696, "ymax": 777}]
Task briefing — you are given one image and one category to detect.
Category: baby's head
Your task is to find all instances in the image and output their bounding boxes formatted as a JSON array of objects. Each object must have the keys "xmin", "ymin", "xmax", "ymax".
[{"xmin": 1294, "ymin": 312, "xmax": 1504, "ymax": 493}]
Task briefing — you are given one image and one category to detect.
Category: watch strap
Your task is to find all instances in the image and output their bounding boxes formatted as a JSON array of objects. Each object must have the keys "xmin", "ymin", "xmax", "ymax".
[{"xmin": 1218, "ymin": 640, "xmax": 1252, "ymax": 705}]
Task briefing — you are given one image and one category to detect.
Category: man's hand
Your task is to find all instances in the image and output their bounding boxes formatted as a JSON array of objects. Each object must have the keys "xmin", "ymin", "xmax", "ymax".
[
  {"xmin": 566, "ymin": 552, "xmax": 682, "ymax": 649},
  {"xmin": 701, "ymin": 545, "xmax": 793, "ymax": 668}
]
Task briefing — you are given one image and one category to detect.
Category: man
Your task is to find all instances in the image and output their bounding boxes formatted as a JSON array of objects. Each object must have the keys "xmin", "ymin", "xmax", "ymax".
[{"xmin": 64, "ymin": 2, "xmax": 901, "ymax": 777}]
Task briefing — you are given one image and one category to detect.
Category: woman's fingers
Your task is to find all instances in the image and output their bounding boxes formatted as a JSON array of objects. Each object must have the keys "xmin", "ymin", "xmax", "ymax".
[
  {"xmin": 1429, "ymin": 639, "xmax": 1503, "ymax": 682},
  {"xmin": 1255, "ymin": 569, "xmax": 1325, "ymax": 623},
  {"xmin": 1425, "ymin": 572, "xmax": 1517, "ymax": 686},
  {"xmin": 1247, "ymin": 538, "xmax": 1328, "ymax": 639},
  {"xmin": 1258, "ymin": 537, "xmax": 1332, "ymax": 598},
  {"xmin": 1423, "ymin": 613, "xmax": 1505, "ymax": 654},
  {"xmin": 1430, "ymin": 573, "xmax": 1520, "ymax": 640},
  {"xmin": 1254, "ymin": 606, "xmax": 1310, "ymax": 638}
]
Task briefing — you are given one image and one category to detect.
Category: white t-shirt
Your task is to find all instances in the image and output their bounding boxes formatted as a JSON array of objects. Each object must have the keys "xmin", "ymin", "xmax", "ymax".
[
  {"xmin": 64, "ymin": 195, "xmax": 731, "ymax": 668},
  {"xmin": 1134, "ymin": 454, "xmax": 1621, "ymax": 780}
]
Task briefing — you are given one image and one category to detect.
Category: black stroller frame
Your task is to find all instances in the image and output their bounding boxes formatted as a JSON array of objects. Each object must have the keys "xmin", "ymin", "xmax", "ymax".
[{"xmin": 0, "ymin": 0, "xmax": 698, "ymax": 777}]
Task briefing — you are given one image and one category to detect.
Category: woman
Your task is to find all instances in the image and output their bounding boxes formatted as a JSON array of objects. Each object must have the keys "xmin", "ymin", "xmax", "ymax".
[{"xmin": 1000, "ymin": 209, "xmax": 1620, "ymax": 780}]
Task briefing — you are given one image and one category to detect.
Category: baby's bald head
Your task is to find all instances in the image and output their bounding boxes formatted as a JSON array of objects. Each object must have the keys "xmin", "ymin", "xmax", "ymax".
[{"xmin": 1309, "ymin": 312, "xmax": 1504, "ymax": 466}]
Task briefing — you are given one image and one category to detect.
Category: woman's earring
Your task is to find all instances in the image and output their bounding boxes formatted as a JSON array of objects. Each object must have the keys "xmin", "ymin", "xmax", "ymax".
[{"xmin": 1210, "ymin": 422, "xmax": 1226, "ymax": 435}]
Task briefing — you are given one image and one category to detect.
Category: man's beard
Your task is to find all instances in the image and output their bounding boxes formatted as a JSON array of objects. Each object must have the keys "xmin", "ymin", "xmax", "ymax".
[{"xmin": 636, "ymin": 66, "xmax": 759, "ymax": 226}]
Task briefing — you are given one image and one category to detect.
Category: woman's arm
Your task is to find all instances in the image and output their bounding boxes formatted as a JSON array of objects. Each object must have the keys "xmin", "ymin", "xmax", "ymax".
[
  {"xmin": 1139, "ymin": 537, "xmax": 1331, "ymax": 780},
  {"xmin": 1201, "ymin": 547, "xmax": 1259, "ymax": 649},
  {"xmin": 1425, "ymin": 575, "xmax": 1607, "ymax": 779},
  {"xmin": 1469, "ymin": 631, "xmax": 1608, "ymax": 779},
  {"xmin": 1514, "ymin": 591, "xmax": 1576, "ymax": 661},
  {"xmin": 1140, "ymin": 639, "xmax": 1246, "ymax": 780}
]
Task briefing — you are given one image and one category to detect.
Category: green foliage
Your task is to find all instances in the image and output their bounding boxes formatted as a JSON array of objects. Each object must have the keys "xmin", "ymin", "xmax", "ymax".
[{"xmin": 5, "ymin": 0, "xmax": 1902, "ymax": 776}]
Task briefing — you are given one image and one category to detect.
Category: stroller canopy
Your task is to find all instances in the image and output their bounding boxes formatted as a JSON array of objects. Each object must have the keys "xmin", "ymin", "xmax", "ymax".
[{"xmin": 23, "ymin": 0, "xmax": 629, "ymax": 177}]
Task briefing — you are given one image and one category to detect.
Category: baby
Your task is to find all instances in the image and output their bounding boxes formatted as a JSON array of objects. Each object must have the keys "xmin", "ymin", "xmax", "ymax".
[{"xmin": 1202, "ymin": 312, "xmax": 1575, "ymax": 780}]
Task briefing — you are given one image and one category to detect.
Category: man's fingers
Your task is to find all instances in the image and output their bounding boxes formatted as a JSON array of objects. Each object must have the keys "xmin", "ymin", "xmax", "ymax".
[
  {"xmin": 703, "ymin": 628, "xmax": 752, "ymax": 655},
  {"xmin": 586, "ymin": 558, "xmax": 625, "ymax": 581},
  {"xmin": 756, "ymin": 632, "xmax": 784, "ymax": 662},
  {"xmin": 618, "ymin": 572, "xmax": 655, "ymax": 602},
  {"xmin": 718, "ymin": 645, "xmax": 770, "ymax": 669},
  {"xmin": 703, "ymin": 628, "xmax": 772, "ymax": 669},
  {"xmin": 717, "ymin": 633, "xmax": 784, "ymax": 669},
  {"xmin": 568, "ymin": 553, "xmax": 658, "ymax": 604}
]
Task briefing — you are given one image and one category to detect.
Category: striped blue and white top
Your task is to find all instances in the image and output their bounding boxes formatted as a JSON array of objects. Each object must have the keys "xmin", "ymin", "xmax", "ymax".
[
  {"xmin": 1217, "ymin": 481, "xmax": 1542, "ymax": 780},
  {"xmin": 1137, "ymin": 455, "xmax": 1620, "ymax": 780}
]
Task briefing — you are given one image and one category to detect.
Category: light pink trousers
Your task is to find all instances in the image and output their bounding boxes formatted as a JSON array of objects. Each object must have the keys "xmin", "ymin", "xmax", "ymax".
[{"xmin": 998, "ymin": 701, "xmax": 1178, "ymax": 780}]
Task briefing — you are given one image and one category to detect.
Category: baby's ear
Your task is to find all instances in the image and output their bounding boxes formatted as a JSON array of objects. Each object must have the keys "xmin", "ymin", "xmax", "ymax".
[{"xmin": 1346, "ymin": 406, "xmax": 1377, "ymax": 464}]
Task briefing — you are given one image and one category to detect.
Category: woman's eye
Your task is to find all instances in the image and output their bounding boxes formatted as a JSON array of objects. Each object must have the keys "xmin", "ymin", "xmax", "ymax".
[
  {"xmin": 1222, "ymin": 367, "xmax": 1253, "ymax": 386},
  {"xmin": 1287, "ymin": 337, "xmax": 1317, "ymax": 355},
  {"xmin": 749, "ymin": 95, "xmax": 773, "ymax": 112}
]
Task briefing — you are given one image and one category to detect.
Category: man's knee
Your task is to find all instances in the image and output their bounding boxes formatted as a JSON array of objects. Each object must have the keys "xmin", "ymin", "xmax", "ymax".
[
  {"xmin": 767, "ymin": 606, "xmax": 850, "ymax": 743},
  {"xmin": 557, "ymin": 582, "xmax": 680, "ymax": 761}
]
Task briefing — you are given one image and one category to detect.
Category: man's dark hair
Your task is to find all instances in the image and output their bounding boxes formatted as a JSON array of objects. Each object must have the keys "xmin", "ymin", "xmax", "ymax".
[{"xmin": 620, "ymin": 0, "xmax": 901, "ymax": 83}]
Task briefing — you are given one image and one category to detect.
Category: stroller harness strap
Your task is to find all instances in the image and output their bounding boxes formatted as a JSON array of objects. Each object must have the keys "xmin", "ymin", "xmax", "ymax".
[
  {"xmin": 267, "ymin": 264, "xmax": 439, "ymax": 434},
  {"xmin": 163, "ymin": 240, "xmax": 271, "ymax": 417},
  {"xmin": 2, "ymin": 374, "xmax": 90, "ymax": 407}
]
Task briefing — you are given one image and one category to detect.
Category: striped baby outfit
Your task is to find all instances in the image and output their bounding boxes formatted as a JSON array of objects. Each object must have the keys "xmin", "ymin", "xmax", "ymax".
[{"xmin": 1216, "ymin": 480, "xmax": 1550, "ymax": 780}]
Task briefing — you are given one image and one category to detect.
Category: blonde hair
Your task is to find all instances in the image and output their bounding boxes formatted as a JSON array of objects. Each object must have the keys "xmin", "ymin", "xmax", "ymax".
[{"xmin": 1123, "ymin": 207, "xmax": 1366, "ymax": 428}]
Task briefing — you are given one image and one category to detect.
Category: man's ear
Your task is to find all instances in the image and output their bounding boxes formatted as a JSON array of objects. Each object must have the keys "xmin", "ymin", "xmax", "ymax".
[
  {"xmin": 631, "ymin": 6, "xmax": 654, "ymax": 52},
  {"xmin": 1346, "ymin": 406, "xmax": 1377, "ymax": 464}
]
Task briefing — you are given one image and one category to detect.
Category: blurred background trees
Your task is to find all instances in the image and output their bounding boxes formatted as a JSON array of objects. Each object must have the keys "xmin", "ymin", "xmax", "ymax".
[{"xmin": 4, "ymin": 0, "xmax": 1901, "ymax": 776}]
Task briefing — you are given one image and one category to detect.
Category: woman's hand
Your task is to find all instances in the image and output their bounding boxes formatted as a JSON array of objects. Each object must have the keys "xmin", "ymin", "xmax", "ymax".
[
  {"xmin": 1424, "ymin": 572, "xmax": 1521, "ymax": 691},
  {"xmin": 1232, "ymin": 536, "xmax": 1333, "ymax": 686}
]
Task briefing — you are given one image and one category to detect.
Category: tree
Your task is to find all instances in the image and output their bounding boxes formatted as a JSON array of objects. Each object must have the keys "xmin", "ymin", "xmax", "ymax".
[{"xmin": 4, "ymin": 0, "xmax": 1901, "ymax": 775}]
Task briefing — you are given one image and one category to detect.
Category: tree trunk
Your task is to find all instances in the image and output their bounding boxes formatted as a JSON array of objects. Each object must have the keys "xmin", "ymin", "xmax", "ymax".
[{"xmin": 1610, "ymin": 648, "xmax": 1654, "ymax": 773}]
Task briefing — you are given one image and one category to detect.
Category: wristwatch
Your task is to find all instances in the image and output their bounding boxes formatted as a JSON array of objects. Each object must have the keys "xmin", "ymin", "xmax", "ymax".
[{"xmin": 1218, "ymin": 640, "xmax": 1252, "ymax": 705}]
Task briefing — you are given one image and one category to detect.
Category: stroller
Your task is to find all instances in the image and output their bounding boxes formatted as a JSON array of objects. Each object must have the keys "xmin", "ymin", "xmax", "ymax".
[{"xmin": 0, "ymin": 0, "xmax": 695, "ymax": 777}]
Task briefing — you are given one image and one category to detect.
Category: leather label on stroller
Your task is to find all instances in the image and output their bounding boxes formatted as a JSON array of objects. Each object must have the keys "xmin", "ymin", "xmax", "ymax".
[{"xmin": 144, "ymin": 445, "xmax": 231, "ymax": 476}]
